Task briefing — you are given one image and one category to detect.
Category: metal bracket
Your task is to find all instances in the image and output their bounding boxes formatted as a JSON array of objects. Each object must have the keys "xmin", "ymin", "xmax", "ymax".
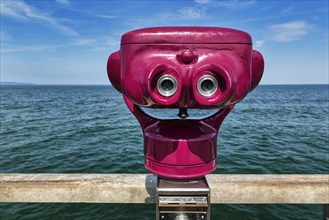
[{"xmin": 156, "ymin": 176, "xmax": 211, "ymax": 220}]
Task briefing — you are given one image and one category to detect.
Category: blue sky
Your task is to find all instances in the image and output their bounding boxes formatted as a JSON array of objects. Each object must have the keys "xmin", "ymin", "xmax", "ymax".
[{"xmin": 1, "ymin": 0, "xmax": 328, "ymax": 85}]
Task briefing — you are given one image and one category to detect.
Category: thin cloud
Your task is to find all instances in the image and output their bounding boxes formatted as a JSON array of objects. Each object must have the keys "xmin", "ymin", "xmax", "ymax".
[
  {"xmin": 254, "ymin": 40, "xmax": 265, "ymax": 48},
  {"xmin": 92, "ymin": 36, "xmax": 119, "ymax": 51},
  {"xmin": 105, "ymin": 37, "xmax": 118, "ymax": 46},
  {"xmin": 128, "ymin": 5, "xmax": 209, "ymax": 27},
  {"xmin": 220, "ymin": 14, "xmax": 283, "ymax": 26},
  {"xmin": 96, "ymin": 14, "xmax": 116, "ymax": 19},
  {"xmin": 177, "ymin": 6, "xmax": 208, "ymax": 20},
  {"xmin": 1, "ymin": 31, "xmax": 13, "ymax": 42},
  {"xmin": 0, "ymin": 0, "xmax": 78, "ymax": 36},
  {"xmin": 195, "ymin": 0, "xmax": 255, "ymax": 10},
  {"xmin": 219, "ymin": 6, "xmax": 327, "ymax": 26},
  {"xmin": 1, "ymin": 35, "xmax": 118, "ymax": 53},
  {"xmin": 55, "ymin": 0, "xmax": 70, "ymax": 6},
  {"xmin": 156, "ymin": 6, "xmax": 209, "ymax": 22},
  {"xmin": 73, "ymin": 38, "xmax": 97, "ymax": 46},
  {"xmin": 1, "ymin": 43, "xmax": 65, "ymax": 53},
  {"xmin": 194, "ymin": 0, "xmax": 211, "ymax": 4},
  {"xmin": 268, "ymin": 21, "xmax": 313, "ymax": 42},
  {"xmin": 281, "ymin": 4, "xmax": 294, "ymax": 14},
  {"xmin": 215, "ymin": 0, "xmax": 255, "ymax": 10},
  {"xmin": 0, "ymin": 1, "xmax": 27, "ymax": 21}
]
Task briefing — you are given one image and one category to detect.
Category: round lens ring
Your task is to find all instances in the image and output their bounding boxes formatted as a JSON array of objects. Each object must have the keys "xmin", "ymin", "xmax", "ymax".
[
  {"xmin": 156, "ymin": 75, "xmax": 178, "ymax": 97},
  {"xmin": 197, "ymin": 75, "xmax": 218, "ymax": 97}
]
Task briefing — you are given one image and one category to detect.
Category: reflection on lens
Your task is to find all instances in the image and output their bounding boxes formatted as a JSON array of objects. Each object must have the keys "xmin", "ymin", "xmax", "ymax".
[
  {"xmin": 156, "ymin": 75, "xmax": 178, "ymax": 97},
  {"xmin": 161, "ymin": 79, "xmax": 174, "ymax": 91},
  {"xmin": 197, "ymin": 75, "xmax": 218, "ymax": 97},
  {"xmin": 201, "ymin": 79, "xmax": 215, "ymax": 92}
]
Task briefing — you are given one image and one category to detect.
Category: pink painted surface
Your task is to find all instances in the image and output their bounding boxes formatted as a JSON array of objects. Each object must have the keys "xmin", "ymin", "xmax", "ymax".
[{"xmin": 107, "ymin": 27, "xmax": 264, "ymax": 179}]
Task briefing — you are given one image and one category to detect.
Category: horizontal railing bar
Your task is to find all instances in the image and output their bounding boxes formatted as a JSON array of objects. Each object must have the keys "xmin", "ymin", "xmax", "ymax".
[{"xmin": 0, "ymin": 174, "xmax": 328, "ymax": 204}]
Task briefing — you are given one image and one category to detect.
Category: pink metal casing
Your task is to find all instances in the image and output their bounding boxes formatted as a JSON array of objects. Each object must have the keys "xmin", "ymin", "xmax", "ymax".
[{"xmin": 107, "ymin": 27, "xmax": 264, "ymax": 179}]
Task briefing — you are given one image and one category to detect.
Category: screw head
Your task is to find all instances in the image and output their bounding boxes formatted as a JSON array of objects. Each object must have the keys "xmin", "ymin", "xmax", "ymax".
[{"xmin": 180, "ymin": 49, "xmax": 195, "ymax": 64}]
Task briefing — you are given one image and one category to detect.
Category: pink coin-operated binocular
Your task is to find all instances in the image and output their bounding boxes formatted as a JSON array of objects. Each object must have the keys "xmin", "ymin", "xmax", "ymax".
[{"xmin": 107, "ymin": 27, "xmax": 264, "ymax": 180}]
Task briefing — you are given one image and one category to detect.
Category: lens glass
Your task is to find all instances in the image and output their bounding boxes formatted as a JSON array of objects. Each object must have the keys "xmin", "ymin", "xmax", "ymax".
[
  {"xmin": 161, "ymin": 79, "xmax": 174, "ymax": 91},
  {"xmin": 201, "ymin": 80, "xmax": 214, "ymax": 92}
]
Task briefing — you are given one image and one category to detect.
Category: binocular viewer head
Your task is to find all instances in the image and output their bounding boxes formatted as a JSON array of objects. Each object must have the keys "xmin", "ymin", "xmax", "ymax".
[
  {"xmin": 108, "ymin": 27, "xmax": 264, "ymax": 110},
  {"xmin": 107, "ymin": 27, "xmax": 264, "ymax": 179}
]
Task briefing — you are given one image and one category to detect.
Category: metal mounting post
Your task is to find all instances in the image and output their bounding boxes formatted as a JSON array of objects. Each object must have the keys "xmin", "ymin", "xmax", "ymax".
[{"xmin": 156, "ymin": 176, "xmax": 211, "ymax": 220}]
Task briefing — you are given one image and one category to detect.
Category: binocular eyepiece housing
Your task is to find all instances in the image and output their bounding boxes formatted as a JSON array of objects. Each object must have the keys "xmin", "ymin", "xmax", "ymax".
[{"xmin": 107, "ymin": 27, "xmax": 264, "ymax": 179}]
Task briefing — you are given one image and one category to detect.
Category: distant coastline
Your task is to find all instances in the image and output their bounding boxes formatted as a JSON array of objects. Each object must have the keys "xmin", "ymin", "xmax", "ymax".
[
  {"xmin": 1, "ymin": 82, "xmax": 35, "ymax": 86},
  {"xmin": 1, "ymin": 82, "xmax": 328, "ymax": 86}
]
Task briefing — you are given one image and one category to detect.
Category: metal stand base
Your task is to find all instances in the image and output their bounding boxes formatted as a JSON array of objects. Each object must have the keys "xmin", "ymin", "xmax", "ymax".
[{"xmin": 156, "ymin": 176, "xmax": 211, "ymax": 220}]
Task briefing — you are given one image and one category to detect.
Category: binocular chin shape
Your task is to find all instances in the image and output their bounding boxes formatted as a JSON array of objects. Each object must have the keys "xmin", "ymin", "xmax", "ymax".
[{"xmin": 107, "ymin": 27, "xmax": 264, "ymax": 179}]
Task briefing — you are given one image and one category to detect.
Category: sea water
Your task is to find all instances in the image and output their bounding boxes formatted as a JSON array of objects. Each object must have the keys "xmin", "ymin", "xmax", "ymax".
[{"xmin": 0, "ymin": 85, "xmax": 328, "ymax": 219}]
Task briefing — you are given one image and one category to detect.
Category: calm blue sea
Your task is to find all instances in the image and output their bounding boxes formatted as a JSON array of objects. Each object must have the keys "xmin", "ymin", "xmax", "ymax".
[{"xmin": 0, "ymin": 85, "xmax": 328, "ymax": 219}]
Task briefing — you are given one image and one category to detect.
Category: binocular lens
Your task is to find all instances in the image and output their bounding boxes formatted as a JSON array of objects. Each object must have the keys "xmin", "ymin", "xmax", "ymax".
[
  {"xmin": 197, "ymin": 75, "xmax": 218, "ymax": 97},
  {"xmin": 157, "ymin": 75, "xmax": 178, "ymax": 97},
  {"xmin": 161, "ymin": 79, "xmax": 174, "ymax": 91},
  {"xmin": 201, "ymin": 80, "xmax": 215, "ymax": 92}
]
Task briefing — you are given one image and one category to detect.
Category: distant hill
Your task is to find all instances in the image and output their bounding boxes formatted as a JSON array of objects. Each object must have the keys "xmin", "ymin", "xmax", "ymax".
[{"xmin": 0, "ymin": 82, "xmax": 35, "ymax": 85}]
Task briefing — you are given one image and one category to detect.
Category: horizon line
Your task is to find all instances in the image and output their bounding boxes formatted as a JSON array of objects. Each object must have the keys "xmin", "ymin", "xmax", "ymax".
[{"xmin": 1, "ymin": 82, "xmax": 328, "ymax": 86}]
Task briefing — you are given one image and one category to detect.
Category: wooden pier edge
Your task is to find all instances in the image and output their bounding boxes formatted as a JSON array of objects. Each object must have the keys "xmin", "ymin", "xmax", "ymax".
[{"xmin": 0, "ymin": 174, "xmax": 328, "ymax": 204}]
